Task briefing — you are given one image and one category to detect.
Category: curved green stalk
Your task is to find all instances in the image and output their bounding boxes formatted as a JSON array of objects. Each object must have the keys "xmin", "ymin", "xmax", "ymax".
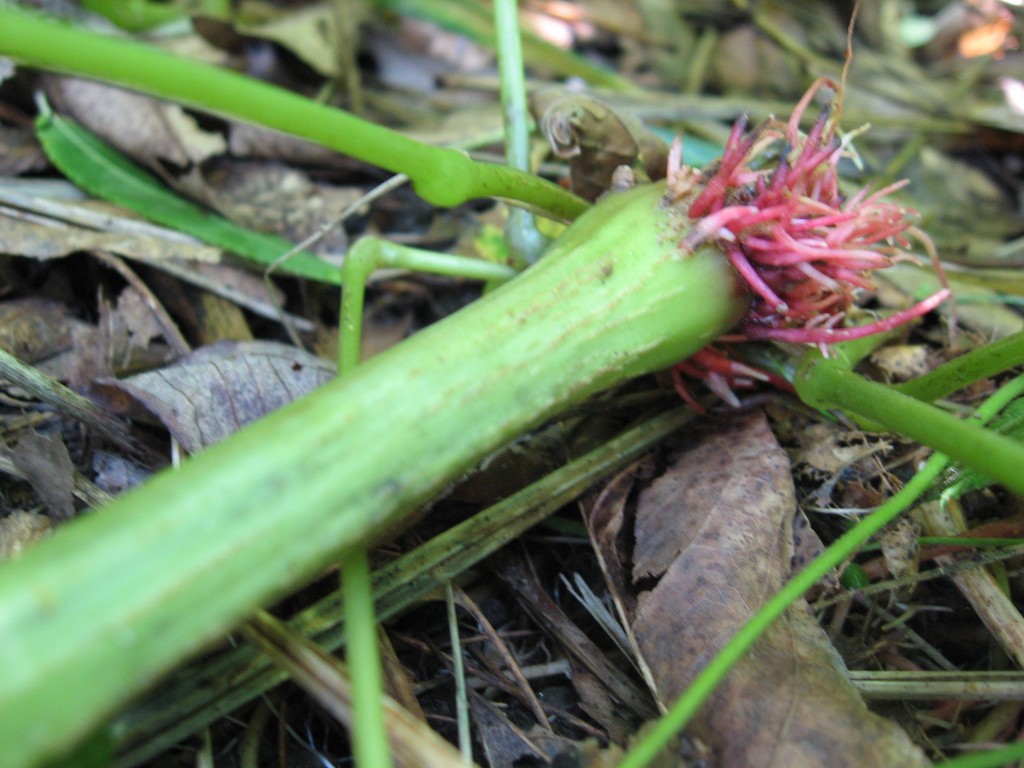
[
  {"xmin": 795, "ymin": 353, "xmax": 1024, "ymax": 496},
  {"xmin": 894, "ymin": 331, "xmax": 1024, "ymax": 403},
  {"xmin": 0, "ymin": 6, "xmax": 588, "ymax": 221},
  {"xmin": 336, "ymin": 239, "xmax": 517, "ymax": 766},
  {"xmin": 0, "ymin": 181, "xmax": 747, "ymax": 767},
  {"xmin": 338, "ymin": 240, "xmax": 517, "ymax": 371},
  {"xmin": 619, "ymin": 373, "xmax": 1024, "ymax": 768}
]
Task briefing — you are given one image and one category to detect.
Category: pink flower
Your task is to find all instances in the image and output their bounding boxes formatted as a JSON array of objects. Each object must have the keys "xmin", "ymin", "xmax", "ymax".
[{"xmin": 668, "ymin": 78, "xmax": 950, "ymax": 408}]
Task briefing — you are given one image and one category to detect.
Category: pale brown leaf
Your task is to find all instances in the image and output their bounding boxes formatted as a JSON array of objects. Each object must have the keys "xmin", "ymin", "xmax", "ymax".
[
  {"xmin": 100, "ymin": 340, "xmax": 334, "ymax": 453},
  {"xmin": 587, "ymin": 411, "xmax": 929, "ymax": 768},
  {"xmin": 199, "ymin": 159, "xmax": 357, "ymax": 255},
  {"xmin": 0, "ymin": 298, "xmax": 78, "ymax": 364},
  {"xmin": 0, "ymin": 215, "xmax": 222, "ymax": 264},
  {"xmin": 12, "ymin": 432, "xmax": 75, "ymax": 520},
  {"xmin": 0, "ymin": 125, "xmax": 48, "ymax": 175},
  {"xmin": 44, "ymin": 76, "xmax": 226, "ymax": 172}
]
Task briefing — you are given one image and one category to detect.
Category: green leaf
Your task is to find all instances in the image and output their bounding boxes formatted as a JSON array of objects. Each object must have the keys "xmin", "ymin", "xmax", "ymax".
[{"xmin": 35, "ymin": 108, "xmax": 341, "ymax": 285}]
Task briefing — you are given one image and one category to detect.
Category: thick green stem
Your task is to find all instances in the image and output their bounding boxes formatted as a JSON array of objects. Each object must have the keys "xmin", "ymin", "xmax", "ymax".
[
  {"xmin": 0, "ymin": 6, "xmax": 588, "ymax": 220},
  {"xmin": 795, "ymin": 355, "xmax": 1024, "ymax": 497},
  {"xmin": 0, "ymin": 181, "xmax": 747, "ymax": 767}
]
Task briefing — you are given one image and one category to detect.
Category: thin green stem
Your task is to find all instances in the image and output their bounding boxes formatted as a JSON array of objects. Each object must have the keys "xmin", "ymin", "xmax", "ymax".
[
  {"xmin": 340, "ymin": 548, "xmax": 392, "ymax": 768},
  {"xmin": 894, "ymin": 331, "xmax": 1024, "ymax": 403},
  {"xmin": 335, "ymin": 236, "xmax": 517, "ymax": 768},
  {"xmin": 618, "ymin": 374, "xmax": 1024, "ymax": 768},
  {"xmin": 337, "ymin": 259, "xmax": 390, "ymax": 768},
  {"xmin": 795, "ymin": 356, "xmax": 1024, "ymax": 496},
  {"xmin": 339, "ymin": 238, "xmax": 517, "ymax": 372},
  {"xmin": 0, "ymin": 6, "xmax": 588, "ymax": 220},
  {"xmin": 495, "ymin": 0, "xmax": 545, "ymax": 266},
  {"xmin": 445, "ymin": 584, "xmax": 472, "ymax": 765}
]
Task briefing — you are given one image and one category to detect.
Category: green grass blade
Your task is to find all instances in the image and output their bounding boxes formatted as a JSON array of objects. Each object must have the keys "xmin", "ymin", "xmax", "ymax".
[{"xmin": 35, "ymin": 107, "xmax": 342, "ymax": 285}]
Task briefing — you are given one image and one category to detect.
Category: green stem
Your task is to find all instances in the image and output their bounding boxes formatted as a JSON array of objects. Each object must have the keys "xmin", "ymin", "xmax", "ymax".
[
  {"xmin": 337, "ymin": 257, "xmax": 390, "ymax": 768},
  {"xmin": 0, "ymin": 181, "xmax": 747, "ymax": 767},
  {"xmin": 0, "ymin": 6, "xmax": 588, "ymax": 221},
  {"xmin": 340, "ymin": 548, "xmax": 392, "ymax": 768},
  {"xmin": 336, "ymin": 241, "xmax": 514, "ymax": 768},
  {"xmin": 339, "ymin": 239, "xmax": 517, "ymax": 371},
  {"xmin": 795, "ymin": 354, "xmax": 1024, "ymax": 496},
  {"xmin": 894, "ymin": 330, "xmax": 1024, "ymax": 403},
  {"xmin": 619, "ymin": 373, "xmax": 1024, "ymax": 768},
  {"xmin": 495, "ymin": 0, "xmax": 545, "ymax": 266}
]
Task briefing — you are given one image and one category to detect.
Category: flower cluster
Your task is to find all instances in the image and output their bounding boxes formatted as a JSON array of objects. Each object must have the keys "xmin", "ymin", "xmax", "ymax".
[{"xmin": 668, "ymin": 78, "xmax": 949, "ymax": 408}]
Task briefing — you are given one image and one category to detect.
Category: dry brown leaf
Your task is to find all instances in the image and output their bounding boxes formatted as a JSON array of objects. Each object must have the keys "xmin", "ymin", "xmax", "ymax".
[
  {"xmin": 12, "ymin": 432, "xmax": 75, "ymax": 520},
  {"xmin": 231, "ymin": 5, "xmax": 351, "ymax": 78},
  {"xmin": 98, "ymin": 340, "xmax": 334, "ymax": 453},
  {"xmin": 469, "ymin": 692, "xmax": 549, "ymax": 768},
  {"xmin": 0, "ymin": 125, "xmax": 48, "ymax": 175},
  {"xmin": 100, "ymin": 286, "xmax": 177, "ymax": 376},
  {"xmin": 587, "ymin": 411, "xmax": 929, "ymax": 768},
  {"xmin": 44, "ymin": 76, "xmax": 227, "ymax": 173},
  {"xmin": 199, "ymin": 159, "xmax": 358, "ymax": 255},
  {"xmin": 786, "ymin": 420, "xmax": 893, "ymax": 511},
  {"xmin": 0, "ymin": 214, "xmax": 221, "ymax": 264},
  {"xmin": 0, "ymin": 298, "xmax": 79, "ymax": 364}
]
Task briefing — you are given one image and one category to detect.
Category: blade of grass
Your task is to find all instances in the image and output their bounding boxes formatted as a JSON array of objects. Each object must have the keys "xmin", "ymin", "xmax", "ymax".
[{"xmin": 35, "ymin": 103, "xmax": 342, "ymax": 285}]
